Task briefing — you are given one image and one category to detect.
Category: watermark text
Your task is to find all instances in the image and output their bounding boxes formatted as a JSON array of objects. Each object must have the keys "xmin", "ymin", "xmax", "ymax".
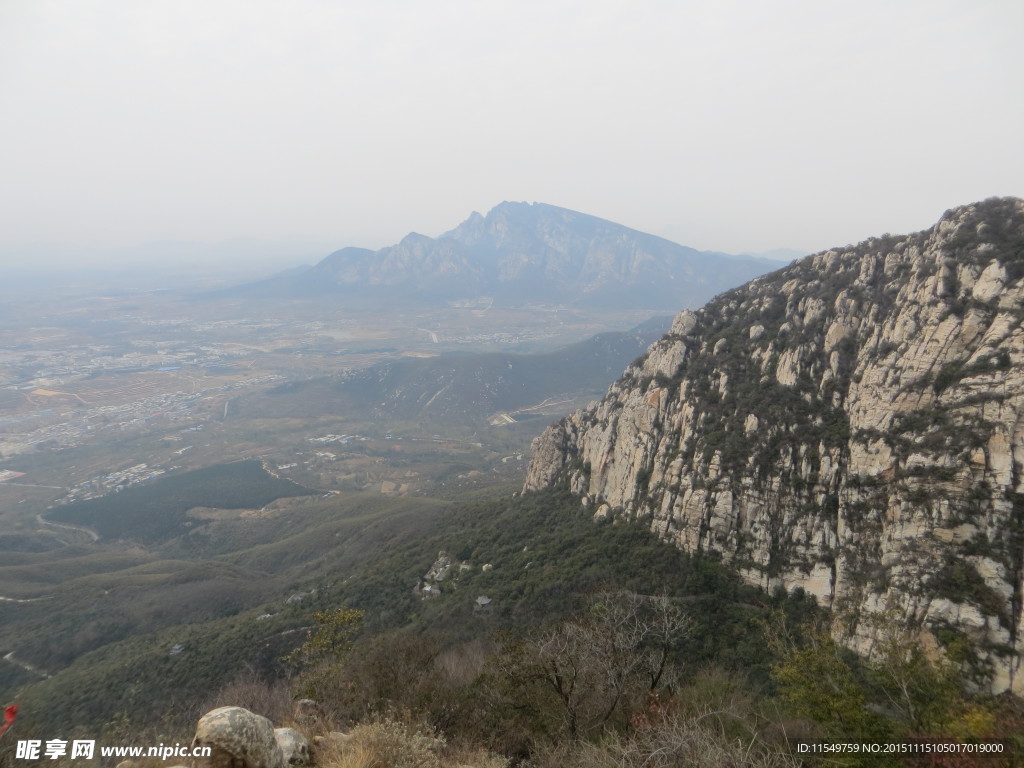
[{"xmin": 15, "ymin": 740, "xmax": 211, "ymax": 761}]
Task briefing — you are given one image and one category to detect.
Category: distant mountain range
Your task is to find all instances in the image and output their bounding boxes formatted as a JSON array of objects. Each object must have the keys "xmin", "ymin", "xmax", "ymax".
[{"xmin": 212, "ymin": 202, "xmax": 790, "ymax": 310}]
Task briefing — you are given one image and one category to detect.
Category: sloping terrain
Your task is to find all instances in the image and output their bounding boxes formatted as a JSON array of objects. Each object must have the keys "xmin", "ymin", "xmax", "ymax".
[
  {"xmin": 46, "ymin": 460, "xmax": 315, "ymax": 544},
  {"xmin": 526, "ymin": 197, "xmax": 1024, "ymax": 693},
  {"xmin": 240, "ymin": 316, "xmax": 673, "ymax": 425},
  {"xmin": 3, "ymin": 487, "xmax": 791, "ymax": 734}
]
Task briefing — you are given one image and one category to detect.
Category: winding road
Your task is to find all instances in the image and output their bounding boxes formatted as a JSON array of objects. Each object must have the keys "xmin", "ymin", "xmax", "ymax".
[
  {"xmin": 36, "ymin": 513, "xmax": 100, "ymax": 542},
  {"xmin": 1, "ymin": 651, "xmax": 50, "ymax": 679}
]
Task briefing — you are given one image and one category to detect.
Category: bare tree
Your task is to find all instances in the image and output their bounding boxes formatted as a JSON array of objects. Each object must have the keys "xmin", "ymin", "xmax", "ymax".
[{"xmin": 507, "ymin": 590, "xmax": 694, "ymax": 741}]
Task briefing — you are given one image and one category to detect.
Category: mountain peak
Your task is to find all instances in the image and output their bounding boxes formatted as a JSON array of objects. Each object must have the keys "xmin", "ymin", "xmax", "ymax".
[
  {"xmin": 441, "ymin": 201, "xmax": 555, "ymax": 239},
  {"xmin": 215, "ymin": 203, "xmax": 782, "ymax": 310},
  {"xmin": 398, "ymin": 231, "xmax": 432, "ymax": 246}
]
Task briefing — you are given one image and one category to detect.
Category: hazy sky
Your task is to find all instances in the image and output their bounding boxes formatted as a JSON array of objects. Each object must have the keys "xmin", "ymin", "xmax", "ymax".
[{"xmin": 2, "ymin": 0, "xmax": 1022, "ymax": 268}]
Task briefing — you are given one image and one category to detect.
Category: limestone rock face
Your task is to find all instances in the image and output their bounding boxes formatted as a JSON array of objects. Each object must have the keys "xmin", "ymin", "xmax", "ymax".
[{"xmin": 524, "ymin": 198, "xmax": 1024, "ymax": 693}]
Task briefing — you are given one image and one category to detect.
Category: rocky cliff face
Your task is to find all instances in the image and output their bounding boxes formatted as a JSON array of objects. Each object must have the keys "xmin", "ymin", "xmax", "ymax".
[{"xmin": 525, "ymin": 197, "xmax": 1024, "ymax": 693}]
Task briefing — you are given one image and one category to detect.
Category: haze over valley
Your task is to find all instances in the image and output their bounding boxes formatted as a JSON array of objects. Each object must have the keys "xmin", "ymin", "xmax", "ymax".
[
  {"xmin": 3, "ymin": 1, "xmax": 1023, "ymax": 764},
  {"xmin": 0, "ymin": 204, "xmax": 795, "ymax": 734}
]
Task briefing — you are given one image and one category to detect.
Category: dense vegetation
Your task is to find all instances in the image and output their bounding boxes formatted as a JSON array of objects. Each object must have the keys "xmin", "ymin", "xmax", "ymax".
[
  {"xmin": 245, "ymin": 318, "xmax": 672, "ymax": 426},
  {"xmin": 45, "ymin": 460, "xmax": 314, "ymax": 544},
  {"xmin": 7, "ymin": 489, "xmax": 795, "ymax": 732},
  {"xmin": 5, "ymin": 487, "xmax": 1019, "ymax": 767}
]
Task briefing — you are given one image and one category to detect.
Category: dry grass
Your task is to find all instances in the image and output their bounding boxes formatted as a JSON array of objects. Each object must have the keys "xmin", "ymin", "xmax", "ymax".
[
  {"xmin": 316, "ymin": 740, "xmax": 375, "ymax": 768},
  {"xmin": 529, "ymin": 713, "xmax": 800, "ymax": 768},
  {"xmin": 313, "ymin": 714, "xmax": 509, "ymax": 768},
  {"xmin": 199, "ymin": 668, "xmax": 295, "ymax": 726},
  {"xmin": 315, "ymin": 715, "xmax": 443, "ymax": 768}
]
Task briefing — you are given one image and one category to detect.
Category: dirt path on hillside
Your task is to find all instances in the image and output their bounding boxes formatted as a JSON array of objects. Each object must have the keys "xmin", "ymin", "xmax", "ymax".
[{"xmin": 36, "ymin": 513, "xmax": 100, "ymax": 542}]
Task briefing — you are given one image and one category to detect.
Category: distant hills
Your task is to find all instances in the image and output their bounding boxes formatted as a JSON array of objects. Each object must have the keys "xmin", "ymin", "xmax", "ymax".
[
  {"xmin": 212, "ymin": 202, "xmax": 788, "ymax": 310},
  {"xmin": 240, "ymin": 316, "xmax": 673, "ymax": 425}
]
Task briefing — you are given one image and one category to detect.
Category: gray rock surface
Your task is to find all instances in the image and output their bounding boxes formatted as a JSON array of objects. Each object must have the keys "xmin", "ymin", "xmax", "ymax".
[
  {"xmin": 274, "ymin": 728, "xmax": 310, "ymax": 767},
  {"xmin": 192, "ymin": 706, "xmax": 285, "ymax": 768},
  {"xmin": 525, "ymin": 198, "xmax": 1024, "ymax": 693}
]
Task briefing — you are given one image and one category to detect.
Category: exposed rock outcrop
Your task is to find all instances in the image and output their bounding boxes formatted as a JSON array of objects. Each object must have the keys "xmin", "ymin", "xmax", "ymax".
[
  {"xmin": 524, "ymin": 197, "xmax": 1024, "ymax": 693},
  {"xmin": 192, "ymin": 707, "xmax": 286, "ymax": 768},
  {"xmin": 274, "ymin": 728, "xmax": 311, "ymax": 766}
]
